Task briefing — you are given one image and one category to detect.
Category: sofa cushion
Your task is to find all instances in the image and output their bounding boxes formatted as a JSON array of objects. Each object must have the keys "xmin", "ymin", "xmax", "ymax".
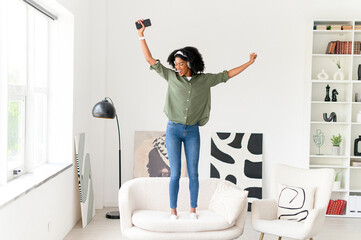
[
  {"xmin": 208, "ymin": 180, "xmax": 248, "ymax": 224},
  {"xmin": 132, "ymin": 210, "xmax": 232, "ymax": 232},
  {"xmin": 277, "ymin": 184, "xmax": 315, "ymax": 222}
]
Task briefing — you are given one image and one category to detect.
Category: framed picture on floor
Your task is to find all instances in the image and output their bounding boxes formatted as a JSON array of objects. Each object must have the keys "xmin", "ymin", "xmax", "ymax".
[{"xmin": 74, "ymin": 133, "xmax": 95, "ymax": 227}]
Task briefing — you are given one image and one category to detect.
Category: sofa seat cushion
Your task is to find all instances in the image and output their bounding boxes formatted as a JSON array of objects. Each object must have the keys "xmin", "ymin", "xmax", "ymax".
[{"xmin": 132, "ymin": 210, "xmax": 232, "ymax": 232}]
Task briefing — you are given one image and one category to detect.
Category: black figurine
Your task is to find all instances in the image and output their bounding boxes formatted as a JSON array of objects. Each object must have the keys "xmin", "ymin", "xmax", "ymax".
[
  {"xmin": 324, "ymin": 84, "xmax": 330, "ymax": 101},
  {"xmin": 332, "ymin": 89, "xmax": 338, "ymax": 102},
  {"xmin": 323, "ymin": 112, "xmax": 337, "ymax": 122},
  {"xmin": 358, "ymin": 64, "xmax": 361, "ymax": 80}
]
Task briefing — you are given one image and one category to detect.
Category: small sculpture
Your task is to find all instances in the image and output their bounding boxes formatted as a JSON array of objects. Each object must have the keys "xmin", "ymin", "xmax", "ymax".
[
  {"xmin": 323, "ymin": 112, "xmax": 337, "ymax": 122},
  {"xmin": 332, "ymin": 89, "xmax": 338, "ymax": 102},
  {"xmin": 317, "ymin": 69, "xmax": 329, "ymax": 80},
  {"xmin": 324, "ymin": 84, "xmax": 330, "ymax": 101},
  {"xmin": 313, "ymin": 129, "xmax": 325, "ymax": 155},
  {"xmin": 358, "ymin": 64, "xmax": 361, "ymax": 80}
]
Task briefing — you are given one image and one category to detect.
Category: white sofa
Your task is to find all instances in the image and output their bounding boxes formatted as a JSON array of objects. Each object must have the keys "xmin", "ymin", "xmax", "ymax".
[{"xmin": 118, "ymin": 177, "xmax": 248, "ymax": 240}]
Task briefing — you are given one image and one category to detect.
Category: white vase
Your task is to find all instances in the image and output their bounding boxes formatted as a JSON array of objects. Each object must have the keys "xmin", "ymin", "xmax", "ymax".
[
  {"xmin": 332, "ymin": 146, "xmax": 341, "ymax": 155},
  {"xmin": 333, "ymin": 180, "xmax": 341, "ymax": 190},
  {"xmin": 333, "ymin": 68, "xmax": 344, "ymax": 80}
]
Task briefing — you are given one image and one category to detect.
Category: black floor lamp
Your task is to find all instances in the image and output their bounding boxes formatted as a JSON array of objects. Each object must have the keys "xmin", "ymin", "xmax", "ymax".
[{"xmin": 92, "ymin": 97, "xmax": 121, "ymax": 219}]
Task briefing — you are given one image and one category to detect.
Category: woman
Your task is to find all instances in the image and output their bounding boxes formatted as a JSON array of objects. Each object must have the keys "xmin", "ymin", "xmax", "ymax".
[{"xmin": 136, "ymin": 20, "xmax": 257, "ymax": 220}]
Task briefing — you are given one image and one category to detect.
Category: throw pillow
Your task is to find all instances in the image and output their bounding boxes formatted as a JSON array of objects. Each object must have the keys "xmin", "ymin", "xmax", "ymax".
[
  {"xmin": 277, "ymin": 184, "xmax": 315, "ymax": 222},
  {"xmin": 209, "ymin": 180, "xmax": 248, "ymax": 225}
]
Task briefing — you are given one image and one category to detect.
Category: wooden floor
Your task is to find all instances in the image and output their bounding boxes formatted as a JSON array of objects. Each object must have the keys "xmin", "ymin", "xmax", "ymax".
[{"xmin": 64, "ymin": 208, "xmax": 361, "ymax": 240}]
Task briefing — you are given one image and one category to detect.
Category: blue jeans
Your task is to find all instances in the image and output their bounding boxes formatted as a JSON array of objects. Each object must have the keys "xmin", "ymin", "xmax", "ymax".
[{"xmin": 165, "ymin": 120, "xmax": 200, "ymax": 209}]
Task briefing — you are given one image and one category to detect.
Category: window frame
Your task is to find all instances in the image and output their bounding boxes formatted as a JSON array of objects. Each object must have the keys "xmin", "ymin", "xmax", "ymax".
[{"xmin": 4, "ymin": 0, "xmax": 53, "ymax": 182}]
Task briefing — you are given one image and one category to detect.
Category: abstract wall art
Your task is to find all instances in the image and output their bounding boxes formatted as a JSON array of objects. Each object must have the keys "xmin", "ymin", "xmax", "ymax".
[{"xmin": 210, "ymin": 132, "xmax": 263, "ymax": 211}]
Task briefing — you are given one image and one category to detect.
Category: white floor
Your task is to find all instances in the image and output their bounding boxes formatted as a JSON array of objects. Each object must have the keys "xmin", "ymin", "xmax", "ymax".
[{"xmin": 64, "ymin": 208, "xmax": 361, "ymax": 240}]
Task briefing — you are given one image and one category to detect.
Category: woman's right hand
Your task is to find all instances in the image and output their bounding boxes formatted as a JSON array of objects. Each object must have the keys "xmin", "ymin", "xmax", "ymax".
[{"xmin": 137, "ymin": 19, "xmax": 146, "ymax": 37}]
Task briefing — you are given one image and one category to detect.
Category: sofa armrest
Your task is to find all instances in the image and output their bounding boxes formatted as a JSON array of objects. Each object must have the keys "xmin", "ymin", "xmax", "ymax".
[
  {"xmin": 303, "ymin": 207, "xmax": 327, "ymax": 238},
  {"xmin": 251, "ymin": 199, "xmax": 278, "ymax": 221},
  {"xmin": 235, "ymin": 197, "xmax": 248, "ymax": 232},
  {"xmin": 118, "ymin": 181, "xmax": 135, "ymax": 234}
]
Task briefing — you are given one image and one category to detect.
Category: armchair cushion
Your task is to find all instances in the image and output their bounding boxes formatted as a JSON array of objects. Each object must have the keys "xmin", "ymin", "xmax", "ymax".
[
  {"xmin": 209, "ymin": 180, "xmax": 248, "ymax": 224},
  {"xmin": 277, "ymin": 184, "xmax": 315, "ymax": 222}
]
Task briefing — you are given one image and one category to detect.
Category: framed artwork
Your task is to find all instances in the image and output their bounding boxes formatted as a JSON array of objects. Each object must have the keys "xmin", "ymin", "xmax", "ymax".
[
  {"xmin": 134, "ymin": 131, "xmax": 187, "ymax": 178},
  {"xmin": 210, "ymin": 132, "xmax": 263, "ymax": 211},
  {"xmin": 74, "ymin": 133, "xmax": 95, "ymax": 228}
]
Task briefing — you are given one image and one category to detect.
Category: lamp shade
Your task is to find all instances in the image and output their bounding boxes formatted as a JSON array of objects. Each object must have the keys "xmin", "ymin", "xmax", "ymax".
[{"xmin": 92, "ymin": 99, "xmax": 116, "ymax": 119}]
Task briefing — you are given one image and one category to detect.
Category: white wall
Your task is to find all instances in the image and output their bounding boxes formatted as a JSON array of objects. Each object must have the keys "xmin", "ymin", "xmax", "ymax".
[
  {"xmin": 0, "ymin": 0, "xmax": 106, "ymax": 239},
  {"xmin": 56, "ymin": 0, "xmax": 107, "ymax": 209},
  {"xmin": 102, "ymin": 0, "xmax": 361, "ymax": 206},
  {"xmin": 0, "ymin": 167, "xmax": 79, "ymax": 240}
]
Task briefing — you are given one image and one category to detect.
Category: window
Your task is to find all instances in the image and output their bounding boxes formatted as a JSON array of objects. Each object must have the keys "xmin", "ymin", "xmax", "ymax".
[{"xmin": 5, "ymin": 0, "xmax": 53, "ymax": 181}]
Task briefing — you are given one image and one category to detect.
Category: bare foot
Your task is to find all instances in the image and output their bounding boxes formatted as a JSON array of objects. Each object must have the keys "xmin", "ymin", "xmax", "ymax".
[{"xmin": 171, "ymin": 208, "xmax": 177, "ymax": 216}]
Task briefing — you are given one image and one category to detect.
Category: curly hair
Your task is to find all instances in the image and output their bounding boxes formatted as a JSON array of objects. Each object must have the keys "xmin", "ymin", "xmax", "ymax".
[{"xmin": 167, "ymin": 46, "xmax": 205, "ymax": 74}]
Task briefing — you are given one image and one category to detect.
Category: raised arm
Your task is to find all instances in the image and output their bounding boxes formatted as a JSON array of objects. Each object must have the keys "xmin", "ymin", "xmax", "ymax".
[
  {"xmin": 227, "ymin": 53, "xmax": 257, "ymax": 79},
  {"xmin": 137, "ymin": 20, "xmax": 157, "ymax": 66}
]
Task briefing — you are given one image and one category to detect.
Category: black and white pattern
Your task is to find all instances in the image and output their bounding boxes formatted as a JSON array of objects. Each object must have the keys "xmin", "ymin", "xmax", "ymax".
[
  {"xmin": 74, "ymin": 133, "xmax": 95, "ymax": 228},
  {"xmin": 210, "ymin": 132, "xmax": 263, "ymax": 211},
  {"xmin": 153, "ymin": 135, "xmax": 168, "ymax": 164},
  {"xmin": 277, "ymin": 185, "xmax": 314, "ymax": 222}
]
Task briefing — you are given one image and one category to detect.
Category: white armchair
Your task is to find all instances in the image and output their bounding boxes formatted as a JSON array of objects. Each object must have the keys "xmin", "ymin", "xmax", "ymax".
[{"xmin": 252, "ymin": 164, "xmax": 335, "ymax": 240}]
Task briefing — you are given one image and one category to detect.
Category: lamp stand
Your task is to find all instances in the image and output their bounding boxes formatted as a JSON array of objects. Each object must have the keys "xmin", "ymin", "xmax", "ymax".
[{"xmin": 105, "ymin": 114, "xmax": 121, "ymax": 219}]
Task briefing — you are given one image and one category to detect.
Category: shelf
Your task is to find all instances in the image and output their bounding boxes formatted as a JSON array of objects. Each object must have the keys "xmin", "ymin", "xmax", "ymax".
[
  {"xmin": 313, "ymin": 30, "xmax": 353, "ymax": 33},
  {"xmin": 310, "ymin": 164, "xmax": 348, "ymax": 168},
  {"xmin": 311, "ymin": 80, "xmax": 351, "ymax": 83},
  {"xmin": 310, "ymin": 155, "xmax": 349, "ymax": 158},
  {"xmin": 332, "ymin": 189, "xmax": 349, "ymax": 193},
  {"xmin": 312, "ymin": 54, "xmax": 352, "ymax": 57},
  {"xmin": 326, "ymin": 214, "xmax": 347, "ymax": 218},
  {"xmin": 349, "ymin": 189, "xmax": 361, "ymax": 193},
  {"xmin": 310, "ymin": 121, "xmax": 349, "ymax": 125},
  {"xmin": 311, "ymin": 101, "xmax": 350, "ymax": 104},
  {"xmin": 310, "ymin": 20, "xmax": 361, "ymax": 219}
]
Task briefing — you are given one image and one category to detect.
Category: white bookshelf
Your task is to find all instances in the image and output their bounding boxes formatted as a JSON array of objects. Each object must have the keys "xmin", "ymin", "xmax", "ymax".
[{"xmin": 310, "ymin": 20, "xmax": 361, "ymax": 218}]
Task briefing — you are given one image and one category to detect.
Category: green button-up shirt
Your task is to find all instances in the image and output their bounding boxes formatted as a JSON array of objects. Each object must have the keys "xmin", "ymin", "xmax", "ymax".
[{"xmin": 150, "ymin": 60, "xmax": 229, "ymax": 126}]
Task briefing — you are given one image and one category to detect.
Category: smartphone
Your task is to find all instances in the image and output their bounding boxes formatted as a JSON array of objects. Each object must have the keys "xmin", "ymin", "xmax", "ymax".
[{"xmin": 135, "ymin": 19, "xmax": 151, "ymax": 29}]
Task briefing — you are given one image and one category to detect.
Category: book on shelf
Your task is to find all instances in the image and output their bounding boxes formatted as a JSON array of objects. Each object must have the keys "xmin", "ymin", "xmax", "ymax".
[
  {"xmin": 354, "ymin": 41, "xmax": 361, "ymax": 55},
  {"xmin": 342, "ymin": 25, "xmax": 353, "ymax": 30},
  {"xmin": 331, "ymin": 25, "xmax": 342, "ymax": 30},
  {"xmin": 326, "ymin": 199, "xmax": 347, "ymax": 215},
  {"xmin": 355, "ymin": 25, "xmax": 361, "ymax": 30},
  {"xmin": 325, "ymin": 41, "xmax": 352, "ymax": 54},
  {"xmin": 315, "ymin": 25, "xmax": 327, "ymax": 30}
]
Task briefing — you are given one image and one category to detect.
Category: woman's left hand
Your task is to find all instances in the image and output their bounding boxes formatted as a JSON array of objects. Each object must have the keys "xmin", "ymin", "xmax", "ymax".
[{"xmin": 249, "ymin": 53, "xmax": 257, "ymax": 64}]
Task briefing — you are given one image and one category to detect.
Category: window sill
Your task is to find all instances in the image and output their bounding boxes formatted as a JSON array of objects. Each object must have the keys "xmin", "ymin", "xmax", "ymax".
[{"xmin": 0, "ymin": 163, "xmax": 72, "ymax": 209}]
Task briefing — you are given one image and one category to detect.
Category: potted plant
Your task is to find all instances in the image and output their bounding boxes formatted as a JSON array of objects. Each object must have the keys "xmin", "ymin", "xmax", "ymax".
[
  {"xmin": 331, "ymin": 134, "xmax": 342, "ymax": 155},
  {"xmin": 333, "ymin": 170, "xmax": 342, "ymax": 190}
]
